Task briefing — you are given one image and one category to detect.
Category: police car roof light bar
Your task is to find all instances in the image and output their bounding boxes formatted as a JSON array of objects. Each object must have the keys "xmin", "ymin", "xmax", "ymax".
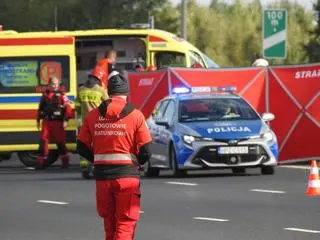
[
  {"xmin": 172, "ymin": 87, "xmax": 191, "ymax": 94},
  {"xmin": 216, "ymin": 86, "xmax": 237, "ymax": 92},
  {"xmin": 191, "ymin": 86, "xmax": 237, "ymax": 93}
]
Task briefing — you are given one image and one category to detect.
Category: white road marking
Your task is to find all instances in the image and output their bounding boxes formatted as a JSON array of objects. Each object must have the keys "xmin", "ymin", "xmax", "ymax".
[
  {"xmin": 280, "ymin": 165, "xmax": 310, "ymax": 170},
  {"xmin": 250, "ymin": 189, "xmax": 285, "ymax": 194},
  {"xmin": 284, "ymin": 227, "xmax": 320, "ymax": 234},
  {"xmin": 25, "ymin": 167, "xmax": 35, "ymax": 170},
  {"xmin": 193, "ymin": 217, "xmax": 229, "ymax": 222},
  {"xmin": 37, "ymin": 200, "xmax": 69, "ymax": 205},
  {"xmin": 165, "ymin": 181, "xmax": 198, "ymax": 186}
]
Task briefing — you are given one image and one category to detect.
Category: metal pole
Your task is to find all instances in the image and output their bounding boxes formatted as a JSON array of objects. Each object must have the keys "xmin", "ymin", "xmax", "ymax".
[
  {"xmin": 149, "ymin": 14, "xmax": 155, "ymax": 29},
  {"xmin": 181, "ymin": 0, "xmax": 187, "ymax": 40},
  {"xmin": 258, "ymin": 0, "xmax": 264, "ymax": 59},
  {"xmin": 54, "ymin": 6, "xmax": 58, "ymax": 31}
]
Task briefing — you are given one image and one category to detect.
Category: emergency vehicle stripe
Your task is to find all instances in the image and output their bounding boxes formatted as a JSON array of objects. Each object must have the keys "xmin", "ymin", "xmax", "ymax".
[
  {"xmin": 0, "ymin": 96, "xmax": 75, "ymax": 103},
  {"xmin": 94, "ymin": 153, "xmax": 137, "ymax": 161},
  {"xmin": 0, "ymin": 110, "xmax": 75, "ymax": 120},
  {"xmin": 0, "ymin": 131, "xmax": 76, "ymax": 145},
  {"xmin": 0, "ymin": 110, "xmax": 37, "ymax": 119},
  {"xmin": 148, "ymin": 35, "xmax": 167, "ymax": 42},
  {"xmin": 0, "ymin": 37, "xmax": 74, "ymax": 46}
]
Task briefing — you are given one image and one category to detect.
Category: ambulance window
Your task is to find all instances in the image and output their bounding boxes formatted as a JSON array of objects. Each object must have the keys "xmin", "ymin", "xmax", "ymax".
[
  {"xmin": 154, "ymin": 52, "xmax": 186, "ymax": 69},
  {"xmin": 0, "ymin": 56, "xmax": 70, "ymax": 93},
  {"xmin": 201, "ymin": 53, "xmax": 219, "ymax": 68},
  {"xmin": 76, "ymin": 52, "xmax": 96, "ymax": 70},
  {"xmin": 189, "ymin": 51, "xmax": 206, "ymax": 68}
]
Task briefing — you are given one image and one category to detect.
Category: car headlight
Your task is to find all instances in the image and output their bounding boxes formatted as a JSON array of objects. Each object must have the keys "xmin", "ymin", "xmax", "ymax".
[
  {"xmin": 262, "ymin": 131, "xmax": 273, "ymax": 143},
  {"xmin": 182, "ymin": 135, "xmax": 213, "ymax": 146},
  {"xmin": 249, "ymin": 131, "xmax": 274, "ymax": 144},
  {"xmin": 183, "ymin": 135, "xmax": 196, "ymax": 145}
]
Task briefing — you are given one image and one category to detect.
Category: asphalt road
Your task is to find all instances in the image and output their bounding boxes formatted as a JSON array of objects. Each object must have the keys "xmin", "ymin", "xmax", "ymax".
[{"xmin": 1, "ymin": 154, "xmax": 319, "ymax": 240}]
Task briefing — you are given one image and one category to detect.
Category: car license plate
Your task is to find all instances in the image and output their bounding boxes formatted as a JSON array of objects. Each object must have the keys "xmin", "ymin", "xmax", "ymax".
[{"xmin": 218, "ymin": 146, "xmax": 249, "ymax": 154}]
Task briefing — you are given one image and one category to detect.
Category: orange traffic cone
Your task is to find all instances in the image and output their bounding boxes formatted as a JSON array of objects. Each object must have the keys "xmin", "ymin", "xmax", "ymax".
[{"xmin": 305, "ymin": 160, "xmax": 320, "ymax": 196}]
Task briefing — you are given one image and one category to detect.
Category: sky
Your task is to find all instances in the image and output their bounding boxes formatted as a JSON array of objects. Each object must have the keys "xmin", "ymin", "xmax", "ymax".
[{"xmin": 170, "ymin": 0, "xmax": 314, "ymax": 9}]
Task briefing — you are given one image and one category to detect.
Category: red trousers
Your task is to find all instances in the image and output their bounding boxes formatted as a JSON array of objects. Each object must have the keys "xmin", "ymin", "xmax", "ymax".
[
  {"xmin": 96, "ymin": 178, "xmax": 141, "ymax": 240},
  {"xmin": 38, "ymin": 120, "xmax": 68, "ymax": 165}
]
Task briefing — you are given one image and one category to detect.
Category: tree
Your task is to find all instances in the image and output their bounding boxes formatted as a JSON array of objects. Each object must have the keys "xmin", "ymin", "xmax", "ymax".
[
  {"xmin": 0, "ymin": 0, "xmax": 169, "ymax": 31},
  {"xmin": 0, "ymin": 0, "xmax": 315, "ymax": 66},
  {"xmin": 305, "ymin": 0, "xmax": 320, "ymax": 62}
]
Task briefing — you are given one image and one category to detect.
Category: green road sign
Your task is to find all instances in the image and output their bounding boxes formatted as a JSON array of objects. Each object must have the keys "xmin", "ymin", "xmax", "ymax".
[{"xmin": 263, "ymin": 9, "xmax": 287, "ymax": 59}]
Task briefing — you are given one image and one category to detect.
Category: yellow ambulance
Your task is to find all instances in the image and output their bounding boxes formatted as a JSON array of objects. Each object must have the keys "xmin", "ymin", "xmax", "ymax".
[{"xmin": 0, "ymin": 27, "xmax": 218, "ymax": 166}]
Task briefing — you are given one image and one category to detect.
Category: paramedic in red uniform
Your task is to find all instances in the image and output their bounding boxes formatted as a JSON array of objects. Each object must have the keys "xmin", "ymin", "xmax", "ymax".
[
  {"xmin": 36, "ymin": 77, "xmax": 72, "ymax": 169},
  {"xmin": 93, "ymin": 49, "xmax": 117, "ymax": 88},
  {"xmin": 77, "ymin": 70, "xmax": 152, "ymax": 240}
]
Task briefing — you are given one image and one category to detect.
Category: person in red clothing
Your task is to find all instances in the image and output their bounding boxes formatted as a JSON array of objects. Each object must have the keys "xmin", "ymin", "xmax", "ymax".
[
  {"xmin": 93, "ymin": 49, "xmax": 117, "ymax": 88},
  {"xmin": 135, "ymin": 64, "xmax": 144, "ymax": 72},
  {"xmin": 36, "ymin": 77, "xmax": 72, "ymax": 169},
  {"xmin": 77, "ymin": 70, "xmax": 152, "ymax": 240},
  {"xmin": 147, "ymin": 65, "xmax": 157, "ymax": 71}
]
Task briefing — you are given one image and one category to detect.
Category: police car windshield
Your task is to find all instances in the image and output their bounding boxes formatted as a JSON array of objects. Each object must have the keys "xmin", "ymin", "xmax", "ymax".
[{"xmin": 179, "ymin": 98, "xmax": 260, "ymax": 122}]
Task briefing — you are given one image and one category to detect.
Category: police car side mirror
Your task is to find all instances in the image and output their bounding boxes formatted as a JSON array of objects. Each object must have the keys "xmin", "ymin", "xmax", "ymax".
[
  {"xmin": 155, "ymin": 119, "xmax": 170, "ymax": 129},
  {"xmin": 262, "ymin": 113, "xmax": 275, "ymax": 122}
]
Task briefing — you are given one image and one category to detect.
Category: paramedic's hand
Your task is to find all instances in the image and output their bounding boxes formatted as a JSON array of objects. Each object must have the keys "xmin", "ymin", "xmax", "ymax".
[
  {"xmin": 36, "ymin": 121, "xmax": 40, "ymax": 130},
  {"xmin": 63, "ymin": 121, "xmax": 68, "ymax": 129}
]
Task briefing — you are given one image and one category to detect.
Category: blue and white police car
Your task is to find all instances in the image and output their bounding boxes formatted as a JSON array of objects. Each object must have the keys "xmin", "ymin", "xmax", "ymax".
[{"xmin": 144, "ymin": 86, "xmax": 278, "ymax": 177}]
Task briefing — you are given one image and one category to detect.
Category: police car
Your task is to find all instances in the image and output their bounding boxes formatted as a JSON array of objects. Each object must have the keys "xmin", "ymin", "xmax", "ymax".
[{"xmin": 144, "ymin": 86, "xmax": 278, "ymax": 177}]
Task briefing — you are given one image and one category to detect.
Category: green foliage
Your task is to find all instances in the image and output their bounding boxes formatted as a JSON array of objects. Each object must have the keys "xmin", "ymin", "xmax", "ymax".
[
  {"xmin": 0, "ymin": 0, "xmax": 316, "ymax": 66},
  {"xmin": 305, "ymin": 0, "xmax": 320, "ymax": 62}
]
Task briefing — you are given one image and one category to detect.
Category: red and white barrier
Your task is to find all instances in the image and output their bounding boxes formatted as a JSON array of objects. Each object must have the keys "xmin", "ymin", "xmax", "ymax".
[{"xmin": 128, "ymin": 64, "xmax": 320, "ymax": 163}]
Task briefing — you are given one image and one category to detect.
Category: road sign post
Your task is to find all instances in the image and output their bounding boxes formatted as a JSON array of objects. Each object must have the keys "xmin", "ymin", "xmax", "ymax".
[{"xmin": 263, "ymin": 9, "xmax": 287, "ymax": 59}]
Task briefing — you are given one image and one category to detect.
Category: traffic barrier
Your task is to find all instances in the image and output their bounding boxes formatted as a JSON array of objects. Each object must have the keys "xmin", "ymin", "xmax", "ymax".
[{"xmin": 127, "ymin": 64, "xmax": 320, "ymax": 163}]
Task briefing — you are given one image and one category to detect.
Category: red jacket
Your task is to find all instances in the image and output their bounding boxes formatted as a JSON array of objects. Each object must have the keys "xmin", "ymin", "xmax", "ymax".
[
  {"xmin": 78, "ymin": 97, "xmax": 152, "ymax": 179},
  {"xmin": 93, "ymin": 58, "xmax": 114, "ymax": 87}
]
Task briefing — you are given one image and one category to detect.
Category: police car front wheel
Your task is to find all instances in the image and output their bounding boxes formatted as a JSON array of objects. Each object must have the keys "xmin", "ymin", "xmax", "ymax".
[{"xmin": 170, "ymin": 145, "xmax": 187, "ymax": 178}]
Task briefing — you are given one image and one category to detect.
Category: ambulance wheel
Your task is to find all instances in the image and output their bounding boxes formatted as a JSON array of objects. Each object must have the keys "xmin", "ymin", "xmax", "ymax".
[
  {"xmin": 170, "ymin": 144, "xmax": 187, "ymax": 178},
  {"xmin": 143, "ymin": 161, "xmax": 160, "ymax": 178},
  {"xmin": 0, "ymin": 153, "xmax": 11, "ymax": 161},
  {"xmin": 261, "ymin": 166, "xmax": 275, "ymax": 175},
  {"xmin": 18, "ymin": 150, "xmax": 59, "ymax": 167},
  {"xmin": 46, "ymin": 150, "xmax": 60, "ymax": 166}
]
